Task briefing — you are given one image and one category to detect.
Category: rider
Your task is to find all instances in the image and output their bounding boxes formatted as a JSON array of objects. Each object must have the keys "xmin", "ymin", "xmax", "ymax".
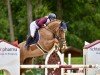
[{"xmin": 25, "ymin": 13, "xmax": 57, "ymax": 49}]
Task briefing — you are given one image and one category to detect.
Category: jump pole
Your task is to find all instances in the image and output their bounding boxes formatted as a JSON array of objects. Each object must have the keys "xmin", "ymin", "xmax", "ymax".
[{"xmin": 20, "ymin": 64, "xmax": 100, "ymax": 69}]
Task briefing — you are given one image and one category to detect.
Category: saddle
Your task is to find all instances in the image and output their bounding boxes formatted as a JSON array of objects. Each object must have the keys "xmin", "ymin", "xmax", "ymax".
[{"xmin": 25, "ymin": 30, "xmax": 39, "ymax": 48}]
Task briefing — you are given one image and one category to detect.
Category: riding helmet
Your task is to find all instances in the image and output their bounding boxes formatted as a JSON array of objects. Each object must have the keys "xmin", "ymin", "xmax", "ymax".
[{"xmin": 48, "ymin": 13, "xmax": 56, "ymax": 20}]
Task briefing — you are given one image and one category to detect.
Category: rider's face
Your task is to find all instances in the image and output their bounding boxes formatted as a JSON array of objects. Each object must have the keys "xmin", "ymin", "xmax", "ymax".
[{"xmin": 50, "ymin": 19, "xmax": 56, "ymax": 22}]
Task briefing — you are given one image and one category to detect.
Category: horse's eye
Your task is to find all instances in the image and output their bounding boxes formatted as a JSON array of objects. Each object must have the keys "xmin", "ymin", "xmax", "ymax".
[{"xmin": 60, "ymin": 27, "xmax": 64, "ymax": 30}]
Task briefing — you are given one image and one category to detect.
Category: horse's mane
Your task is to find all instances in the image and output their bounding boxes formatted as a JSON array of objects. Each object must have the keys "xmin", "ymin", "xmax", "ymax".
[
  {"xmin": 46, "ymin": 19, "xmax": 61, "ymax": 31},
  {"xmin": 47, "ymin": 19, "xmax": 61, "ymax": 25}
]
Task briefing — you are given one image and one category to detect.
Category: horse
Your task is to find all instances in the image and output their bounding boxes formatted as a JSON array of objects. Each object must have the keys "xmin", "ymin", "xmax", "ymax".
[{"xmin": 18, "ymin": 19, "xmax": 67, "ymax": 74}]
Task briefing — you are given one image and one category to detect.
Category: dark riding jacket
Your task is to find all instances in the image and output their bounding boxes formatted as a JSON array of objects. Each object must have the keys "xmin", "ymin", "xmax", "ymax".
[{"xmin": 35, "ymin": 17, "xmax": 48, "ymax": 28}]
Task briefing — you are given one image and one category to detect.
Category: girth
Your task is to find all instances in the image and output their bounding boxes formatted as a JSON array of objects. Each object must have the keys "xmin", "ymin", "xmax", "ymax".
[{"xmin": 36, "ymin": 43, "xmax": 48, "ymax": 54}]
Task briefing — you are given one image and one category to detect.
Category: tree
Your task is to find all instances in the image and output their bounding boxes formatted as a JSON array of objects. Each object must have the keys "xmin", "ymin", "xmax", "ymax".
[
  {"xmin": 26, "ymin": 0, "xmax": 32, "ymax": 35},
  {"xmin": 6, "ymin": 0, "xmax": 15, "ymax": 42},
  {"xmin": 57, "ymin": 0, "xmax": 63, "ymax": 20}
]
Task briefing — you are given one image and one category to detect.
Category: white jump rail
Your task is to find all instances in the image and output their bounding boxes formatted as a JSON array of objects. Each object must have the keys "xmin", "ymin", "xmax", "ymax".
[{"xmin": 20, "ymin": 64, "xmax": 100, "ymax": 69}]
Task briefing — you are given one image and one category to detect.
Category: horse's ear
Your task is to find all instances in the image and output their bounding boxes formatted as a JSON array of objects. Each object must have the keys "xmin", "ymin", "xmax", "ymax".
[
  {"xmin": 60, "ymin": 21, "xmax": 69, "ymax": 28},
  {"xmin": 60, "ymin": 21, "xmax": 62, "ymax": 26},
  {"xmin": 60, "ymin": 21, "xmax": 64, "ymax": 26},
  {"xmin": 67, "ymin": 21, "xmax": 70, "ymax": 29}
]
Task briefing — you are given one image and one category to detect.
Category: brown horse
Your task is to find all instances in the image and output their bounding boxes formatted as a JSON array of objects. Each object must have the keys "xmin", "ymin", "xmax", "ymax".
[{"xmin": 18, "ymin": 20, "xmax": 67, "ymax": 74}]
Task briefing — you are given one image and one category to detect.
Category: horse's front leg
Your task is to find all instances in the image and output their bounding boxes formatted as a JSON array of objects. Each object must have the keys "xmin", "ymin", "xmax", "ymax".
[{"xmin": 61, "ymin": 41, "xmax": 68, "ymax": 53}]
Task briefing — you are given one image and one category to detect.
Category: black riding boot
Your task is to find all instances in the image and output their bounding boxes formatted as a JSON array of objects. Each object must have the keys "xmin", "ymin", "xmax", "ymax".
[{"xmin": 25, "ymin": 36, "xmax": 33, "ymax": 49}]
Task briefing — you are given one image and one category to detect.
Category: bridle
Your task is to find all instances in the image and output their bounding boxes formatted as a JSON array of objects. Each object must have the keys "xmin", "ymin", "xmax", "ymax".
[
  {"xmin": 55, "ymin": 26, "xmax": 66, "ymax": 48},
  {"xmin": 46, "ymin": 21, "xmax": 66, "ymax": 49}
]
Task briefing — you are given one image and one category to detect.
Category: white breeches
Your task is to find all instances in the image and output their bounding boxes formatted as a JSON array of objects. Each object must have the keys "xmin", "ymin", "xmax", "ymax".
[{"xmin": 30, "ymin": 21, "xmax": 39, "ymax": 37}]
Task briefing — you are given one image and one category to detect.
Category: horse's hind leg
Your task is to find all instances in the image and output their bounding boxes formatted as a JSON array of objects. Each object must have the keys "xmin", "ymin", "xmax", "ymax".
[{"xmin": 20, "ymin": 58, "xmax": 33, "ymax": 75}]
